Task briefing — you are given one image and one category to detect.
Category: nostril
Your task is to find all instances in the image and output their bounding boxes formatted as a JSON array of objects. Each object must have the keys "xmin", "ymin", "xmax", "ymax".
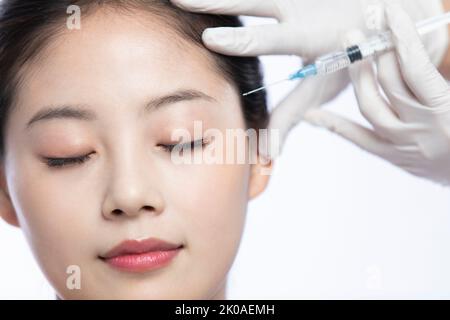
[
  {"xmin": 111, "ymin": 209, "xmax": 123, "ymax": 216},
  {"xmin": 108, "ymin": 206, "xmax": 156, "ymax": 218},
  {"xmin": 142, "ymin": 205, "xmax": 155, "ymax": 212}
]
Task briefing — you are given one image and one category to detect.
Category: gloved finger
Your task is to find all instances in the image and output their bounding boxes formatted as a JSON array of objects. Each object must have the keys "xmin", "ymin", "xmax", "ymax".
[
  {"xmin": 376, "ymin": 51, "xmax": 415, "ymax": 102},
  {"xmin": 260, "ymin": 75, "xmax": 332, "ymax": 159},
  {"xmin": 202, "ymin": 24, "xmax": 298, "ymax": 56},
  {"xmin": 375, "ymin": 51, "xmax": 424, "ymax": 119},
  {"xmin": 170, "ymin": 0, "xmax": 279, "ymax": 18},
  {"xmin": 349, "ymin": 57, "xmax": 407, "ymax": 141},
  {"xmin": 303, "ymin": 109, "xmax": 394, "ymax": 159},
  {"xmin": 344, "ymin": 30, "xmax": 404, "ymax": 139},
  {"xmin": 386, "ymin": 3, "xmax": 449, "ymax": 107}
]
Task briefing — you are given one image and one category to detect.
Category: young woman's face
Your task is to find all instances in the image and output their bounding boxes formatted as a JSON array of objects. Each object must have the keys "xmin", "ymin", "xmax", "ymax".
[{"xmin": 0, "ymin": 9, "xmax": 271, "ymax": 299}]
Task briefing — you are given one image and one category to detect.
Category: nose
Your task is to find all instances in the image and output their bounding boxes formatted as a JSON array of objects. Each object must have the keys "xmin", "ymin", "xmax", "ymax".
[{"xmin": 101, "ymin": 155, "xmax": 165, "ymax": 220}]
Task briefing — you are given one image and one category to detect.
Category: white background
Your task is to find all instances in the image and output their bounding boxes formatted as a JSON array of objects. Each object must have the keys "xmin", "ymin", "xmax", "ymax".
[{"xmin": 1, "ymin": 16, "xmax": 450, "ymax": 300}]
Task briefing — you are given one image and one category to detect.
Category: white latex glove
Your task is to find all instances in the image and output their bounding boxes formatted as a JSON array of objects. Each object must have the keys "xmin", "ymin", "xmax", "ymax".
[
  {"xmin": 304, "ymin": 3, "xmax": 450, "ymax": 186},
  {"xmin": 171, "ymin": 0, "xmax": 447, "ymax": 159}
]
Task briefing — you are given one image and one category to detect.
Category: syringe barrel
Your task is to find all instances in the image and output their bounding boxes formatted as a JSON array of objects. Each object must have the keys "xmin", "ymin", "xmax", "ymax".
[
  {"xmin": 358, "ymin": 31, "xmax": 394, "ymax": 58},
  {"xmin": 314, "ymin": 31, "xmax": 394, "ymax": 77},
  {"xmin": 290, "ymin": 12, "xmax": 450, "ymax": 81},
  {"xmin": 315, "ymin": 51, "xmax": 351, "ymax": 75}
]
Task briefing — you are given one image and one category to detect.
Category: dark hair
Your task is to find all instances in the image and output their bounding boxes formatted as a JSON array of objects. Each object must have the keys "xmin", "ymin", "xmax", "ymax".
[{"xmin": 0, "ymin": 0, "xmax": 268, "ymax": 158}]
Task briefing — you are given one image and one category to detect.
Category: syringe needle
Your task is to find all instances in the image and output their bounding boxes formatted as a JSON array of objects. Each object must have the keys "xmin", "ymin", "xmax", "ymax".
[
  {"xmin": 242, "ymin": 78, "xmax": 288, "ymax": 97},
  {"xmin": 242, "ymin": 86, "xmax": 266, "ymax": 96}
]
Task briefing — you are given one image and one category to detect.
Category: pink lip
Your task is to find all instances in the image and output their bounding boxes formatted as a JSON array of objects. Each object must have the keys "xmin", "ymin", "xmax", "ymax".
[{"xmin": 100, "ymin": 237, "xmax": 183, "ymax": 273}]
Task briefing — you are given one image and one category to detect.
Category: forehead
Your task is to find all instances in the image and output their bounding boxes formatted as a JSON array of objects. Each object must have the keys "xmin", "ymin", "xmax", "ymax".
[{"xmin": 12, "ymin": 7, "xmax": 235, "ymax": 117}]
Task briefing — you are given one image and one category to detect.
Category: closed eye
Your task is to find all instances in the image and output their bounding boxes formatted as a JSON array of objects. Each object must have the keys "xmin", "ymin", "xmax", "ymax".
[
  {"xmin": 43, "ymin": 153, "xmax": 94, "ymax": 168},
  {"xmin": 158, "ymin": 138, "xmax": 209, "ymax": 153},
  {"xmin": 42, "ymin": 138, "xmax": 209, "ymax": 168}
]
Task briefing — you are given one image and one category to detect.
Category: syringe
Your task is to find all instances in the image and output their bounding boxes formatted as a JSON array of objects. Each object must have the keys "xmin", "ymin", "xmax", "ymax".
[{"xmin": 243, "ymin": 11, "xmax": 450, "ymax": 97}]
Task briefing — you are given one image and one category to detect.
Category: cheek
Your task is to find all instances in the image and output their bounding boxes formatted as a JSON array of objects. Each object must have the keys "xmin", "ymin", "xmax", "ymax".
[
  {"xmin": 7, "ymin": 153, "xmax": 99, "ymax": 265},
  {"xmin": 168, "ymin": 163, "xmax": 251, "ymax": 261},
  {"xmin": 9, "ymin": 161, "xmax": 103, "ymax": 298}
]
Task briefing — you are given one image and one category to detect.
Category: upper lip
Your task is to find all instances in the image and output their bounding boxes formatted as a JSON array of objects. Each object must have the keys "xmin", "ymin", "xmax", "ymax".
[{"xmin": 100, "ymin": 237, "xmax": 183, "ymax": 259}]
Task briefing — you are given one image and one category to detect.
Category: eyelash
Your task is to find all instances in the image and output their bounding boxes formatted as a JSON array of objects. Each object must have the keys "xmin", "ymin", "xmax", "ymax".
[
  {"xmin": 158, "ymin": 138, "xmax": 209, "ymax": 153},
  {"xmin": 43, "ymin": 138, "xmax": 209, "ymax": 168},
  {"xmin": 44, "ymin": 153, "xmax": 93, "ymax": 168}
]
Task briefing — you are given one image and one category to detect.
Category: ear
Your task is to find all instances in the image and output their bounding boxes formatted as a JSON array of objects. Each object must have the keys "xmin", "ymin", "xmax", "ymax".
[
  {"xmin": 0, "ymin": 166, "xmax": 19, "ymax": 228},
  {"xmin": 248, "ymin": 154, "xmax": 274, "ymax": 200}
]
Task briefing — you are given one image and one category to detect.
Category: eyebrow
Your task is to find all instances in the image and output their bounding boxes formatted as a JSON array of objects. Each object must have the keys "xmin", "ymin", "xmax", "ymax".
[{"xmin": 25, "ymin": 89, "xmax": 217, "ymax": 130}]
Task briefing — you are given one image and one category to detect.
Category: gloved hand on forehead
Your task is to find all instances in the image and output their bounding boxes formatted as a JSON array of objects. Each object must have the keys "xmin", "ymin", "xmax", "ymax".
[
  {"xmin": 304, "ymin": 3, "xmax": 450, "ymax": 186},
  {"xmin": 170, "ymin": 0, "xmax": 448, "ymax": 159}
]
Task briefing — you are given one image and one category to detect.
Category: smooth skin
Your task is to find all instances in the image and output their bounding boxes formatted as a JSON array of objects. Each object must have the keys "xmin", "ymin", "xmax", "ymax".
[{"xmin": 0, "ymin": 7, "xmax": 272, "ymax": 299}]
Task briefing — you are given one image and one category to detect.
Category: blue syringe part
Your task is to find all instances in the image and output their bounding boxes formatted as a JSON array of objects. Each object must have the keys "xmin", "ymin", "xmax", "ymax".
[
  {"xmin": 288, "ymin": 64, "xmax": 318, "ymax": 80},
  {"xmin": 242, "ymin": 63, "xmax": 318, "ymax": 96}
]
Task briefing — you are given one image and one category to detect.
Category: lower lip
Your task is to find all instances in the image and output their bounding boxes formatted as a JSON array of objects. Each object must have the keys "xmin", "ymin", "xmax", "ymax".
[{"xmin": 103, "ymin": 247, "xmax": 182, "ymax": 273}]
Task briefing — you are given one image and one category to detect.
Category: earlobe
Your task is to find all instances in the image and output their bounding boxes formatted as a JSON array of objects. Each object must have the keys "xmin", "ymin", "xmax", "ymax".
[
  {"xmin": 0, "ymin": 168, "xmax": 19, "ymax": 228},
  {"xmin": 248, "ymin": 156, "xmax": 274, "ymax": 200},
  {"xmin": 0, "ymin": 189, "xmax": 19, "ymax": 227}
]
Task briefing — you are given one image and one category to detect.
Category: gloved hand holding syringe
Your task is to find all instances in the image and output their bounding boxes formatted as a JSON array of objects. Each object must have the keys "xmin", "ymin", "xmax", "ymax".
[
  {"xmin": 243, "ymin": 11, "xmax": 450, "ymax": 96},
  {"xmin": 172, "ymin": 0, "xmax": 450, "ymax": 186}
]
